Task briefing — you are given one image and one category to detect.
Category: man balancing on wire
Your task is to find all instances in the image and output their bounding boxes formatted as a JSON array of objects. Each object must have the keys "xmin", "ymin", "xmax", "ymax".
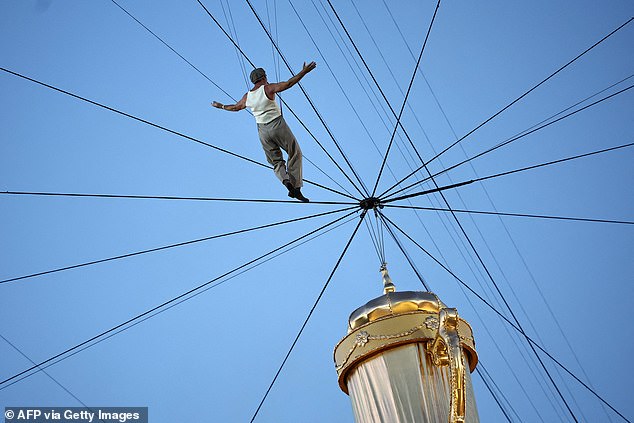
[{"xmin": 212, "ymin": 61, "xmax": 317, "ymax": 203}]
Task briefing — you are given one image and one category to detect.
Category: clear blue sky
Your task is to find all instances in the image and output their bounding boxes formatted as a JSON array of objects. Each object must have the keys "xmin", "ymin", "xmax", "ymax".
[{"xmin": 1, "ymin": 1, "xmax": 633, "ymax": 422}]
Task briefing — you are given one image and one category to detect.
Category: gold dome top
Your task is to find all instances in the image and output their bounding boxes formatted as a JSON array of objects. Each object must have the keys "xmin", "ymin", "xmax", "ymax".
[{"xmin": 347, "ymin": 290, "xmax": 447, "ymax": 333}]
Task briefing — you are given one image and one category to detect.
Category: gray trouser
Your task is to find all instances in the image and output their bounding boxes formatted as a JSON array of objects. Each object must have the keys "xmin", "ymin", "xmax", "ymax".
[{"xmin": 256, "ymin": 116, "xmax": 303, "ymax": 188}]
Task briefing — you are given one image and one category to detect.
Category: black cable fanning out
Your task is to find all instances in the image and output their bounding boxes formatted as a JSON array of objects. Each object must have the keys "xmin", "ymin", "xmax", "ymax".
[
  {"xmin": 0, "ymin": 207, "xmax": 356, "ymax": 285},
  {"xmin": 324, "ymin": 0, "xmax": 442, "ymax": 200},
  {"xmin": 110, "ymin": 0, "xmax": 236, "ymax": 103},
  {"xmin": 242, "ymin": 0, "xmax": 372, "ymax": 198},
  {"xmin": 372, "ymin": 0, "xmax": 441, "ymax": 196},
  {"xmin": 383, "ymin": 204, "xmax": 634, "ymax": 226},
  {"xmin": 324, "ymin": 3, "xmax": 579, "ymax": 416},
  {"xmin": 321, "ymin": 7, "xmax": 519, "ymax": 378},
  {"xmin": 379, "ymin": 211, "xmax": 544, "ymax": 422},
  {"xmin": 359, "ymin": 55, "xmax": 630, "ymax": 419},
  {"xmin": 220, "ymin": 0, "xmax": 251, "ymax": 89},
  {"xmin": 382, "ymin": 3, "xmax": 630, "ymax": 415},
  {"xmin": 475, "ymin": 365, "xmax": 516, "ymax": 423},
  {"xmin": 314, "ymin": 13, "xmax": 552, "ymax": 418},
  {"xmin": 470, "ymin": 140, "xmax": 634, "ymax": 185},
  {"xmin": 314, "ymin": 0, "xmax": 449, "ymax": 219},
  {"xmin": 0, "ymin": 208, "xmax": 360, "ymax": 389},
  {"xmin": 0, "ymin": 67, "xmax": 355, "ymax": 200},
  {"xmin": 382, "ymin": 141, "xmax": 634, "ymax": 205},
  {"xmin": 438, "ymin": 205, "xmax": 579, "ymax": 419},
  {"xmin": 0, "ymin": 214, "xmax": 359, "ymax": 394},
  {"xmin": 194, "ymin": 0, "xmax": 368, "ymax": 199},
  {"xmin": 248, "ymin": 210, "xmax": 367, "ymax": 422},
  {"xmin": 382, "ymin": 83, "xmax": 634, "ymax": 200},
  {"xmin": 3, "ymin": 3, "xmax": 630, "ymax": 420},
  {"xmin": 286, "ymin": 0, "xmax": 405, "ymax": 197},
  {"xmin": 362, "ymin": 215, "xmax": 384, "ymax": 264},
  {"xmin": 378, "ymin": 213, "xmax": 430, "ymax": 291},
  {"xmin": 374, "ymin": 209, "xmax": 387, "ymax": 264},
  {"xmin": 313, "ymin": 9, "xmax": 569, "ymax": 413},
  {"xmin": 323, "ymin": 0, "xmax": 478, "ymax": 282},
  {"xmin": 386, "ymin": 135, "xmax": 577, "ymax": 421},
  {"xmin": 0, "ymin": 191, "xmax": 356, "ymax": 206},
  {"xmin": 0, "ymin": 334, "xmax": 93, "ymax": 411},
  {"xmin": 379, "ymin": 16, "xmax": 634, "ymax": 198},
  {"xmin": 1, "ymin": 215, "xmax": 359, "ymax": 395},
  {"xmin": 378, "ymin": 212, "xmax": 631, "ymax": 422},
  {"xmin": 431, "ymin": 188, "xmax": 582, "ymax": 419},
  {"xmin": 109, "ymin": 0, "xmax": 357, "ymax": 199},
  {"xmin": 295, "ymin": 0, "xmax": 447, "ymax": 207}
]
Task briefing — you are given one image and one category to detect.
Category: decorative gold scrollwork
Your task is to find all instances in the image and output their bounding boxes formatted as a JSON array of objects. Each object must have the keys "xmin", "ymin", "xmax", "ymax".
[{"xmin": 427, "ymin": 308, "xmax": 467, "ymax": 423}]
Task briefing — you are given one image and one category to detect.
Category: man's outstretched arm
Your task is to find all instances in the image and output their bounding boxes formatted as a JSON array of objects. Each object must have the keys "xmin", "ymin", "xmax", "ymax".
[
  {"xmin": 268, "ymin": 61, "xmax": 317, "ymax": 95},
  {"xmin": 212, "ymin": 93, "xmax": 247, "ymax": 112}
]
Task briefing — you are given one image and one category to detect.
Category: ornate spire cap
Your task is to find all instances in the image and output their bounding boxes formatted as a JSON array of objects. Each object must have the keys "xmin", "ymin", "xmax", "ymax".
[
  {"xmin": 347, "ymin": 290, "xmax": 447, "ymax": 332},
  {"xmin": 380, "ymin": 263, "xmax": 396, "ymax": 294}
]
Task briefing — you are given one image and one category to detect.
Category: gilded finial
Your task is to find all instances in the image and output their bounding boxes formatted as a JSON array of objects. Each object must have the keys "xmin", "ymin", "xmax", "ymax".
[{"xmin": 380, "ymin": 262, "xmax": 395, "ymax": 294}]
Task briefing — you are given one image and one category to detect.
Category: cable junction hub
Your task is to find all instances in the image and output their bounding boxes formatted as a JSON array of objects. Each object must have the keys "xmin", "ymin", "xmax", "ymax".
[{"xmin": 359, "ymin": 197, "xmax": 383, "ymax": 210}]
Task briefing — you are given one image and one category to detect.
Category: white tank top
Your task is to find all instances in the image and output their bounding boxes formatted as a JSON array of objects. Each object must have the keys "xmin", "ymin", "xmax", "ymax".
[{"xmin": 246, "ymin": 85, "xmax": 282, "ymax": 124}]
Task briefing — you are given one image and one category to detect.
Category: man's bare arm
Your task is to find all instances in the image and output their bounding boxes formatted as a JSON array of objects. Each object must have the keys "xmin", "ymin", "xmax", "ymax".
[
  {"xmin": 212, "ymin": 93, "xmax": 247, "ymax": 112},
  {"xmin": 267, "ymin": 61, "xmax": 317, "ymax": 95}
]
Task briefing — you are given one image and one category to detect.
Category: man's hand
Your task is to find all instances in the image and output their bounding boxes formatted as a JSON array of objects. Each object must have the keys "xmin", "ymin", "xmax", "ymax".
[
  {"xmin": 302, "ymin": 61, "xmax": 317, "ymax": 75},
  {"xmin": 265, "ymin": 63, "xmax": 316, "ymax": 95},
  {"xmin": 211, "ymin": 101, "xmax": 224, "ymax": 109}
]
